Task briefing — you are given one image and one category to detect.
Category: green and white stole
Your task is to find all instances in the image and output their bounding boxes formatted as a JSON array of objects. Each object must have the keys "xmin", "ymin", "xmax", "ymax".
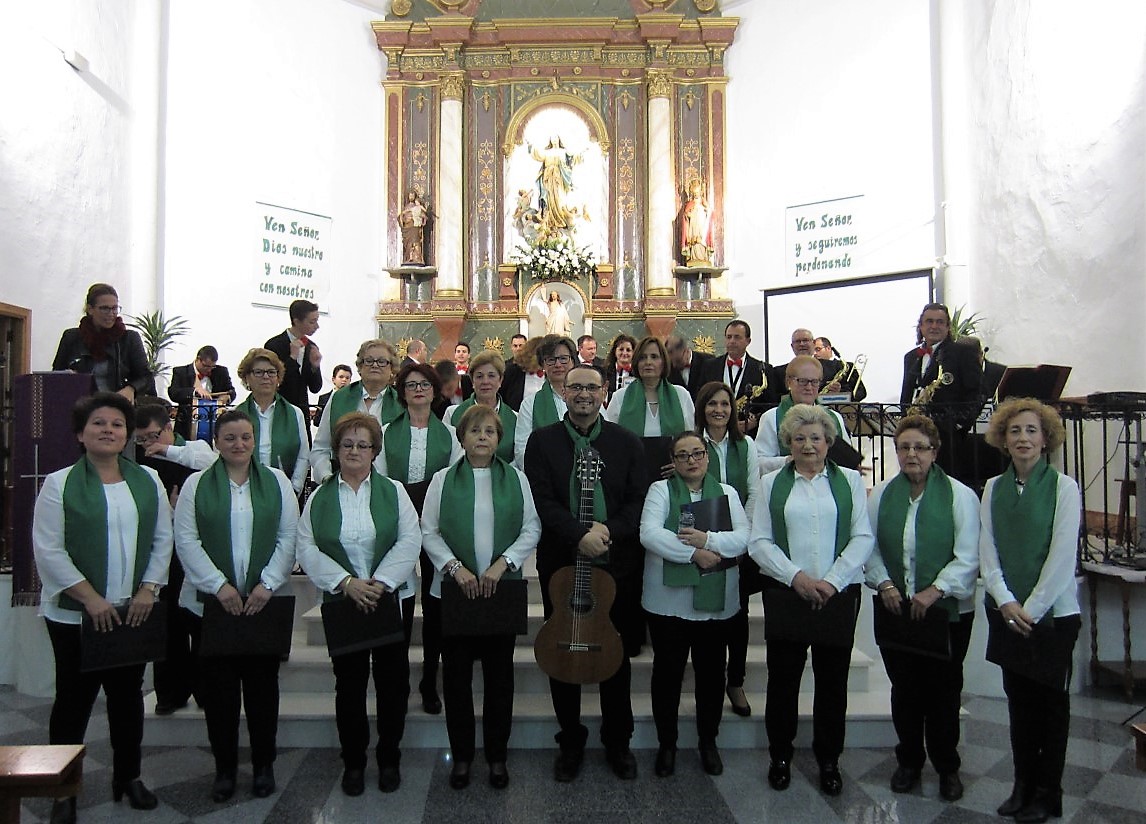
[
  {"xmin": 449, "ymin": 398, "xmax": 517, "ymax": 463},
  {"xmin": 193, "ymin": 457, "xmax": 282, "ymax": 596},
  {"xmin": 383, "ymin": 410, "xmax": 454, "ymax": 484},
  {"xmin": 768, "ymin": 460, "xmax": 853, "ymax": 560},
  {"xmin": 563, "ymin": 417, "xmax": 608, "ymax": 523},
  {"xmin": 60, "ymin": 455, "xmax": 159, "ymax": 610},
  {"xmin": 437, "ymin": 456, "xmax": 524, "ymax": 577},
  {"xmin": 327, "ymin": 381, "xmax": 403, "ymax": 429},
  {"xmin": 705, "ymin": 434, "xmax": 749, "ymax": 506},
  {"xmin": 876, "ymin": 466, "xmax": 958, "ymax": 620},
  {"xmin": 238, "ymin": 393, "xmax": 300, "ymax": 478},
  {"xmin": 616, "ymin": 379, "xmax": 686, "ymax": 436},
  {"xmin": 531, "ymin": 381, "xmax": 561, "ymax": 429},
  {"xmin": 662, "ymin": 473, "xmax": 728, "ymax": 612},
  {"xmin": 988, "ymin": 457, "xmax": 1058, "ymax": 607},
  {"xmin": 309, "ymin": 470, "xmax": 401, "ymax": 600}
]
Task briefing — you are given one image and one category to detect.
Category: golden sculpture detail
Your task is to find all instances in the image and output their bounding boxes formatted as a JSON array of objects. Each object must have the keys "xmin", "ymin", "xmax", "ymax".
[
  {"xmin": 692, "ymin": 334, "xmax": 716, "ymax": 355},
  {"xmin": 483, "ymin": 337, "xmax": 505, "ymax": 356}
]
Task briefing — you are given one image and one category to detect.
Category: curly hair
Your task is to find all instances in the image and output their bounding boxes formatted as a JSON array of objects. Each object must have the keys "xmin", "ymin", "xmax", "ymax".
[
  {"xmin": 985, "ymin": 397, "xmax": 1066, "ymax": 453},
  {"xmin": 777, "ymin": 403, "xmax": 838, "ymax": 449}
]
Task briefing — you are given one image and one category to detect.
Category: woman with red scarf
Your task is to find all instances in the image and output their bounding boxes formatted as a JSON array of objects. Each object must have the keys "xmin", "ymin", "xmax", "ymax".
[{"xmin": 52, "ymin": 283, "xmax": 154, "ymax": 399}]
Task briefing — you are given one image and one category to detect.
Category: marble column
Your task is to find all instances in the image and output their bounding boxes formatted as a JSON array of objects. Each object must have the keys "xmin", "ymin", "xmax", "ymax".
[
  {"xmin": 436, "ymin": 72, "xmax": 465, "ymax": 297},
  {"xmin": 645, "ymin": 69, "xmax": 675, "ymax": 297}
]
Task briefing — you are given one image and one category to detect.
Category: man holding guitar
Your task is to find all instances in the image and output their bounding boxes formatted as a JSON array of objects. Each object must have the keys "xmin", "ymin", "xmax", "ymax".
[{"xmin": 525, "ymin": 366, "xmax": 649, "ymax": 782}]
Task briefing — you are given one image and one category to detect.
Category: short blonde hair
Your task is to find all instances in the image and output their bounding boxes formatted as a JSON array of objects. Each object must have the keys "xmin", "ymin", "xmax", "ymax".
[
  {"xmin": 468, "ymin": 351, "xmax": 505, "ymax": 377},
  {"xmin": 355, "ymin": 339, "xmax": 397, "ymax": 369},
  {"xmin": 985, "ymin": 397, "xmax": 1066, "ymax": 453},
  {"xmin": 778, "ymin": 403, "xmax": 837, "ymax": 448}
]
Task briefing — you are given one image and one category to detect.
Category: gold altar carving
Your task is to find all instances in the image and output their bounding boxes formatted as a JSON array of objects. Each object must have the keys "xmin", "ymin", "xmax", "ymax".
[
  {"xmin": 440, "ymin": 72, "xmax": 465, "ymax": 101},
  {"xmin": 647, "ymin": 69, "xmax": 673, "ymax": 99}
]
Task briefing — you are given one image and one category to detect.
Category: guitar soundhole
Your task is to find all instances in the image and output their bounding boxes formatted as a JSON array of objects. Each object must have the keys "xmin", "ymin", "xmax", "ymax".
[{"xmin": 569, "ymin": 592, "xmax": 594, "ymax": 615}]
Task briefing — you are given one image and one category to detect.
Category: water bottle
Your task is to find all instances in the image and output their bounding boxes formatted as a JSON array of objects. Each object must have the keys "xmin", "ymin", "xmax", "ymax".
[{"xmin": 678, "ymin": 506, "xmax": 696, "ymax": 534}]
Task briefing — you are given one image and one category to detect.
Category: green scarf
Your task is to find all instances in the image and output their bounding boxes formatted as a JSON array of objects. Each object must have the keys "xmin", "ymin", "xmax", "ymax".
[
  {"xmin": 174, "ymin": 433, "xmax": 187, "ymax": 446},
  {"xmin": 531, "ymin": 381, "xmax": 561, "ymax": 429},
  {"xmin": 238, "ymin": 394, "xmax": 300, "ymax": 478},
  {"xmin": 309, "ymin": 470, "xmax": 402, "ymax": 600},
  {"xmin": 449, "ymin": 398, "xmax": 518, "ymax": 463},
  {"xmin": 563, "ymin": 417, "xmax": 607, "ymax": 523},
  {"xmin": 662, "ymin": 473, "xmax": 728, "ymax": 612},
  {"xmin": 876, "ymin": 466, "xmax": 958, "ymax": 620},
  {"xmin": 768, "ymin": 460, "xmax": 853, "ymax": 560},
  {"xmin": 775, "ymin": 394, "xmax": 796, "ymax": 456},
  {"xmin": 60, "ymin": 455, "xmax": 159, "ymax": 611},
  {"xmin": 616, "ymin": 379, "xmax": 686, "ymax": 437},
  {"xmin": 328, "ymin": 381, "xmax": 403, "ymax": 430},
  {"xmin": 989, "ymin": 457, "xmax": 1058, "ymax": 607},
  {"xmin": 383, "ymin": 410, "xmax": 454, "ymax": 484},
  {"xmin": 705, "ymin": 435, "xmax": 749, "ymax": 506},
  {"xmin": 194, "ymin": 457, "xmax": 283, "ymax": 596},
  {"xmin": 437, "ymin": 456, "xmax": 524, "ymax": 577}
]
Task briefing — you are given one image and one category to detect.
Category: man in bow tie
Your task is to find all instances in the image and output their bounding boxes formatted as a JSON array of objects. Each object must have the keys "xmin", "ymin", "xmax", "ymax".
[
  {"xmin": 699, "ymin": 320, "xmax": 779, "ymax": 435},
  {"xmin": 264, "ymin": 299, "xmax": 323, "ymax": 432},
  {"xmin": 168, "ymin": 345, "xmax": 237, "ymax": 440}
]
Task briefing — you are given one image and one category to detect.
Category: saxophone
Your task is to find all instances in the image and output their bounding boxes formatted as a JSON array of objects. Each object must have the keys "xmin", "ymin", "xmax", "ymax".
[
  {"xmin": 735, "ymin": 376, "xmax": 768, "ymax": 419},
  {"xmin": 907, "ymin": 364, "xmax": 954, "ymax": 415}
]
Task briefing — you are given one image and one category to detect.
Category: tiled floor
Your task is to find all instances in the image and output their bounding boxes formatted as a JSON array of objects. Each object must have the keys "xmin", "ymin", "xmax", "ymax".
[{"xmin": 2, "ymin": 686, "xmax": 1143, "ymax": 823}]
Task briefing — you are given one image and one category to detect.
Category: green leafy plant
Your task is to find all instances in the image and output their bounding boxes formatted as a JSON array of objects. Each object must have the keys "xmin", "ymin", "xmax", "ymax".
[
  {"xmin": 949, "ymin": 305, "xmax": 984, "ymax": 341},
  {"xmin": 127, "ymin": 310, "xmax": 191, "ymax": 377}
]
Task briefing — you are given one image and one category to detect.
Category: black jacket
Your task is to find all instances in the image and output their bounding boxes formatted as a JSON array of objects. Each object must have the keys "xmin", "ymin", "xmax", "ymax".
[
  {"xmin": 169, "ymin": 363, "xmax": 237, "ymax": 439},
  {"xmin": 52, "ymin": 327, "xmax": 154, "ymax": 396},
  {"xmin": 264, "ymin": 331, "xmax": 323, "ymax": 417},
  {"xmin": 668, "ymin": 351, "xmax": 715, "ymax": 400}
]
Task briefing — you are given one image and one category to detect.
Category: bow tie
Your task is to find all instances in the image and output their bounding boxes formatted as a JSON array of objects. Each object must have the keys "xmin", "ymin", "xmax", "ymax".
[
  {"xmin": 300, "ymin": 335, "xmax": 310, "ymax": 345},
  {"xmin": 197, "ymin": 373, "xmax": 208, "ymax": 381},
  {"xmin": 727, "ymin": 358, "xmax": 743, "ymax": 368},
  {"xmin": 535, "ymin": 370, "xmax": 545, "ymax": 378},
  {"xmin": 916, "ymin": 345, "xmax": 932, "ymax": 357},
  {"xmin": 618, "ymin": 367, "xmax": 630, "ymax": 375},
  {"xmin": 456, "ymin": 367, "xmax": 467, "ymax": 375}
]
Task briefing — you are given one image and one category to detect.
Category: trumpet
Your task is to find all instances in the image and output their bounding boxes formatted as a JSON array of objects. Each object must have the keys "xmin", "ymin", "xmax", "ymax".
[
  {"xmin": 908, "ymin": 364, "xmax": 954, "ymax": 414},
  {"xmin": 821, "ymin": 353, "xmax": 868, "ymax": 396}
]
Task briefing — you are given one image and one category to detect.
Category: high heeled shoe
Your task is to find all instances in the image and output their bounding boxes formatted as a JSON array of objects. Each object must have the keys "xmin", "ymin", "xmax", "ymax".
[{"xmin": 112, "ymin": 778, "xmax": 158, "ymax": 810}]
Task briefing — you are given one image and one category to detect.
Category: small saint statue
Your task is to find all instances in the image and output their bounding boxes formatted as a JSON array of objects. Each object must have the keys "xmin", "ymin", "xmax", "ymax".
[
  {"xmin": 543, "ymin": 290, "xmax": 572, "ymax": 337},
  {"xmin": 679, "ymin": 177, "xmax": 714, "ymax": 267},
  {"xmin": 398, "ymin": 190, "xmax": 432, "ymax": 266}
]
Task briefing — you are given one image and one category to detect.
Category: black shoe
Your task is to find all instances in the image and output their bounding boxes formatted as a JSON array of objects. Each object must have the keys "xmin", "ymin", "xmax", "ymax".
[
  {"xmin": 998, "ymin": 781, "xmax": 1033, "ymax": 817},
  {"xmin": 488, "ymin": 762, "xmax": 509, "ymax": 789},
  {"xmin": 553, "ymin": 748, "xmax": 583, "ymax": 782},
  {"xmin": 341, "ymin": 768, "xmax": 365, "ymax": 797},
  {"xmin": 654, "ymin": 747, "xmax": 676, "ymax": 778},
  {"xmin": 49, "ymin": 797, "xmax": 76, "ymax": 824},
  {"xmin": 112, "ymin": 778, "xmax": 158, "ymax": 810},
  {"xmin": 252, "ymin": 764, "xmax": 275, "ymax": 798},
  {"xmin": 378, "ymin": 765, "xmax": 401, "ymax": 793},
  {"xmin": 890, "ymin": 765, "xmax": 921, "ymax": 793},
  {"xmin": 154, "ymin": 698, "xmax": 188, "ymax": 716},
  {"xmin": 726, "ymin": 685, "xmax": 752, "ymax": 717},
  {"xmin": 939, "ymin": 771, "xmax": 964, "ymax": 802},
  {"xmin": 449, "ymin": 760, "xmax": 470, "ymax": 790},
  {"xmin": 699, "ymin": 744, "xmax": 723, "ymax": 776},
  {"xmin": 211, "ymin": 772, "xmax": 236, "ymax": 802},
  {"xmin": 419, "ymin": 682, "xmax": 442, "ymax": 715},
  {"xmin": 767, "ymin": 760, "xmax": 791, "ymax": 791},
  {"xmin": 606, "ymin": 747, "xmax": 638, "ymax": 780},
  {"xmin": 1015, "ymin": 788, "xmax": 1062, "ymax": 823},
  {"xmin": 819, "ymin": 762, "xmax": 843, "ymax": 796}
]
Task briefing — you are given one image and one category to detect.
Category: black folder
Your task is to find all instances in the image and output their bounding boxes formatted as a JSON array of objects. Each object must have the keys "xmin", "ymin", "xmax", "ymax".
[
  {"xmin": 199, "ymin": 595, "xmax": 296, "ymax": 658},
  {"xmin": 763, "ymin": 585, "xmax": 858, "ymax": 648},
  {"xmin": 682, "ymin": 496, "xmax": 739, "ymax": 575},
  {"xmin": 440, "ymin": 576, "xmax": 528, "ymax": 637},
  {"xmin": 871, "ymin": 595, "xmax": 952, "ymax": 660},
  {"xmin": 320, "ymin": 592, "xmax": 405, "ymax": 657},
  {"xmin": 985, "ymin": 608, "xmax": 1075, "ymax": 690},
  {"xmin": 80, "ymin": 601, "xmax": 167, "ymax": 673},
  {"xmin": 641, "ymin": 436, "xmax": 673, "ymax": 482},
  {"xmin": 827, "ymin": 439, "xmax": 863, "ymax": 470}
]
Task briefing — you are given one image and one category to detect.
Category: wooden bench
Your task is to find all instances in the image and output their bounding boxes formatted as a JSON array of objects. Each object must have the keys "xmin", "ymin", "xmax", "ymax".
[
  {"xmin": 1133, "ymin": 723, "xmax": 1146, "ymax": 772},
  {"xmin": 0, "ymin": 745, "xmax": 84, "ymax": 824}
]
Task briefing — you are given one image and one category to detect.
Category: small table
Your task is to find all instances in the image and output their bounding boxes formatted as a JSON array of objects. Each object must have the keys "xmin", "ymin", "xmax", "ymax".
[
  {"xmin": 0, "ymin": 745, "xmax": 85, "ymax": 824},
  {"xmin": 1083, "ymin": 561, "xmax": 1146, "ymax": 698}
]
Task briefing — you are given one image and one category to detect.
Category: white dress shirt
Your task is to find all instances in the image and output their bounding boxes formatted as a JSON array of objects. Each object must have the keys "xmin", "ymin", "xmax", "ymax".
[
  {"xmin": 702, "ymin": 430, "xmax": 760, "ymax": 528},
  {"xmin": 755, "ymin": 404, "xmax": 850, "ymax": 475},
  {"xmin": 602, "ymin": 381, "xmax": 696, "ymax": 436},
  {"xmin": 376, "ymin": 419, "xmax": 463, "ymax": 482},
  {"xmin": 162, "ymin": 439, "xmax": 217, "ymax": 471},
  {"xmin": 311, "ymin": 385, "xmax": 392, "ymax": 483},
  {"xmin": 250, "ymin": 396, "xmax": 310, "ymax": 493},
  {"xmin": 512, "ymin": 387, "xmax": 568, "ymax": 469}
]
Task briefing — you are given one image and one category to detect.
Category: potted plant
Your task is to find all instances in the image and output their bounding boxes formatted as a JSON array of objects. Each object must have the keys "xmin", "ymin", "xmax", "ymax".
[{"xmin": 127, "ymin": 310, "xmax": 191, "ymax": 380}]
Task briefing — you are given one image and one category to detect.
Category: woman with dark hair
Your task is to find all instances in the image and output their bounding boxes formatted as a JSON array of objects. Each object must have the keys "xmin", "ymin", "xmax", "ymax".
[
  {"xmin": 421, "ymin": 404, "xmax": 540, "ymax": 790},
  {"xmin": 174, "ymin": 409, "xmax": 299, "ymax": 803},
  {"xmin": 234, "ymin": 347, "xmax": 310, "ymax": 495},
  {"xmin": 378, "ymin": 362, "xmax": 464, "ymax": 716},
  {"xmin": 604, "ymin": 336, "xmax": 694, "ymax": 441},
  {"xmin": 694, "ymin": 381, "xmax": 760, "ymax": 718},
  {"xmin": 33, "ymin": 392, "xmax": 173, "ymax": 823},
  {"xmin": 604, "ymin": 333, "xmax": 638, "ymax": 404},
  {"xmin": 639, "ymin": 431, "xmax": 749, "ymax": 779},
  {"xmin": 52, "ymin": 283, "xmax": 153, "ymax": 399},
  {"xmin": 980, "ymin": 398, "xmax": 1080, "ymax": 823},
  {"xmin": 296, "ymin": 412, "xmax": 421, "ymax": 796}
]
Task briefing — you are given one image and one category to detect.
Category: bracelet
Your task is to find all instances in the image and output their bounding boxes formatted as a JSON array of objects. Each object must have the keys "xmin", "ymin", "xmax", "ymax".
[
  {"xmin": 444, "ymin": 560, "xmax": 464, "ymax": 578},
  {"xmin": 878, "ymin": 583, "xmax": 897, "ymax": 593}
]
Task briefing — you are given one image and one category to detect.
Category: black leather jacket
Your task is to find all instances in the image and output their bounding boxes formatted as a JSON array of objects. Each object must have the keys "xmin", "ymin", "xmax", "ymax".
[{"xmin": 52, "ymin": 327, "xmax": 155, "ymax": 396}]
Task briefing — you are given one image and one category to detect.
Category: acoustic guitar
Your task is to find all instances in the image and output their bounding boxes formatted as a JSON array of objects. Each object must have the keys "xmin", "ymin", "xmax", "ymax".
[{"xmin": 534, "ymin": 446, "xmax": 624, "ymax": 684}]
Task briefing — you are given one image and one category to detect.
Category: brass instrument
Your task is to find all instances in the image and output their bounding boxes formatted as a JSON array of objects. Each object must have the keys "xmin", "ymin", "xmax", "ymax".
[
  {"xmin": 736, "ymin": 380, "xmax": 767, "ymax": 419},
  {"xmin": 821, "ymin": 353, "xmax": 868, "ymax": 396},
  {"xmin": 907, "ymin": 364, "xmax": 954, "ymax": 415}
]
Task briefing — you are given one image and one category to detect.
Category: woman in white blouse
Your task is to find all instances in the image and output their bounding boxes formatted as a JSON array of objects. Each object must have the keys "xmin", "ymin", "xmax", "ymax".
[
  {"xmin": 33, "ymin": 392, "xmax": 173, "ymax": 823},
  {"xmin": 748, "ymin": 403, "xmax": 873, "ymax": 798},
  {"xmin": 605, "ymin": 336, "xmax": 695, "ymax": 446},
  {"xmin": 640, "ymin": 432, "xmax": 749, "ymax": 779},
  {"xmin": 233, "ymin": 348, "xmax": 310, "ymax": 494},
  {"xmin": 173, "ymin": 410, "xmax": 299, "ymax": 803},
  {"xmin": 296, "ymin": 413, "xmax": 421, "ymax": 796},
  {"xmin": 421, "ymin": 405, "xmax": 540, "ymax": 790},
  {"xmin": 754, "ymin": 356, "xmax": 850, "ymax": 475}
]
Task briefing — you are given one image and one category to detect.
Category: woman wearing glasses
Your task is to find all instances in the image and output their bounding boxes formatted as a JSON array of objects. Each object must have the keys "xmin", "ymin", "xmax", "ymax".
[
  {"xmin": 639, "ymin": 432, "xmax": 748, "ymax": 778},
  {"xmin": 604, "ymin": 336, "xmax": 694, "ymax": 444},
  {"xmin": 512, "ymin": 335, "xmax": 576, "ymax": 468},
  {"xmin": 377, "ymin": 363, "xmax": 464, "ymax": 717},
  {"xmin": 234, "ymin": 348, "xmax": 310, "ymax": 494},
  {"xmin": 754, "ymin": 356, "xmax": 851, "ymax": 475},
  {"xmin": 52, "ymin": 283, "xmax": 154, "ymax": 399}
]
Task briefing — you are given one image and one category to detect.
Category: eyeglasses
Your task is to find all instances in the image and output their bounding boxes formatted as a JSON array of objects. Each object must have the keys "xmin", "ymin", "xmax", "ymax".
[
  {"xmin": 250, "ymin": 368, "xmax": 278, "ymax": 378},
  {"xmin": 789, "ymin": 377, "xmax": 819, "ymax": 387},
  {"xmin": 813, "ymin": 345, "xmax": 828, "ymax": 353},
  {"xmin": 792, "ymin": 338, "xmax": 814, "ymax": 345},
  {"xmin": 672, "ymin": 449, "xmax": 708, "ymax": 463},
  {"xmin": 339, "ymin": 441, "xmax": 374, "ymax": 451},
  {"xmin": 135, "ymin": 429, "xmax": 163, "ymax": 444},
  {"xmin": 361, "ymin": 358, "xmax": 391, "ymax": 368},
  {"xmin": 895, "ymin": 444, "xmax": 935, "ymax": 454},
  {"xmin": 93, "ymin": 305, "xmax": 121, "ymax": 314},
  {"xmin": 567, "ymin": 383, "xmax": 603, "ymax": 394},
  {"xmin": 404, "ymin": 380, "xmax": 433, "ymax": 391},
  {"xmin": 544, "ymin": 355, "xmax": 573, "ymax": 365}
]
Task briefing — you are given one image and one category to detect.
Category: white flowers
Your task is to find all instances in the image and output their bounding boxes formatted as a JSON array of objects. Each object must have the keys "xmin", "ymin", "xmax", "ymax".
[{"xmin": 512, "ymin": 235, "xmax": 596, "ymax": 281}]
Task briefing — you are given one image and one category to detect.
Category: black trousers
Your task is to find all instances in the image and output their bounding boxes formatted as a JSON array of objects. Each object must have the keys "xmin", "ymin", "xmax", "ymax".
[
  {"xmin": 1001, "ymin": 614, "xmax": 1081, "ymax": 791},
  {"xmin": 764, "ymin": 585, "xmax": 860, "ymax": 765},
  {"xmin": 441, "ymin": 631, "xmax": 516, "ymax": 763},
  {"xmin": 330, "ymin": 596, "xmax": 414, "ymax": 769},
  {"xmin": 418, "ymin": 551, "xmax": 442, "ymax": 690},
  {"xmin": 539, "ymin": 567, "xmax": 637, "ymax": 752},
  {"xmin": 646, "ymin": 611, "xmax": 731, "ymax": 747},
  {"xmin": 879, "ymin": 611, "xmax": 974, "ymax": 774},
  {"xmin": 200, "ymin": 653, "xmax": 282, "ymax": 773},
  {"xmin": 45, "ymin": 619, "xmax": 145, "ymax": 783},
  {"xmin": 152, "ymin": 557, "xmax": 200, "ymax": 707}
]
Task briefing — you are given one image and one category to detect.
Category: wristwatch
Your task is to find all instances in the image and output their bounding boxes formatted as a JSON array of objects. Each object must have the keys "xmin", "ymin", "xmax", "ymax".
[
  {"xmin": 503, "ymin": 558, "xmax": 519, "ymax": 573},
  {"xmin": 144, "ymin": 583, "xmax": 162, "ymax": 596}
]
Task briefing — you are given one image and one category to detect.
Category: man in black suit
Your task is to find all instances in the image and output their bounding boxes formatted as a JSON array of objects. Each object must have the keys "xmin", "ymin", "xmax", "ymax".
[
  {"xmin": 313, "ymin": 363, "xmax": 353, "ymax": 428},
  {"xmin": 501, "ymin": 334, "xmax": 531, "ymax": 411},
  {"xmin": 665, "ymin": 334, "xmax": 715, "ymax": 400},
  {"xmin": 168, "ymin": 345, "xmax": 237, "ymax": 440},
  {"xmin": 698, "ymin": 320, "xmax": 780, "ymax": 435},
  {"xmin": 766, "ymin": 327, "xmax": 817, "ymax": 391},
  {"xmin": 524, "ymin": 365, "xmax": 647, "ymax": 783},
  {"xmin": 401, "ymin": 339, "xmax": 427, "ymax": 368},
  {"xmin": 264, "ymin": 299, "xmax": 323, "ymax": 426},
  {"xmin": 576, "ymin": 335, "xmax": 606, "ymax": 372}
]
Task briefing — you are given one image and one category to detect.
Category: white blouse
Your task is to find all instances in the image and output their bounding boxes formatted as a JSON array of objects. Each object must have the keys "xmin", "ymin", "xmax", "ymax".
[
  {"xmin": 513, "ymin": 387, "xmax": 568, "ymax": 470},
  {"xmin": 376, "ymin": 419, "xmax": 464, "ymax": 483},
  {"xmin": 702, "ymin": 430, "xmax": 760, "ymax": 528},
  {"xmin": 754, "ymin": 404, "xmax": 851, "ymax": 475},
  {"xmin": 603, "ymin": 381, "xmax": 696, "ymax": 437},
  {"xmin": 250, "ymin": 396, "xmax": 311, "ymax": 494}
]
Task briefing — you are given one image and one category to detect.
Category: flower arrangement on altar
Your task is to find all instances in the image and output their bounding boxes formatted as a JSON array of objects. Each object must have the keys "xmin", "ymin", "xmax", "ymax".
[{"xmin": 511, "ymin": 234, "xmax": 596, "ymax": 282}]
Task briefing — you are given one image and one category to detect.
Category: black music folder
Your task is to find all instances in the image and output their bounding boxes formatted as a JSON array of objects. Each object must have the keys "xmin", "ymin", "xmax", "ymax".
[
  {"xmin": 985, "ymin": 608, "xmax": 1075, "ymax": 690},
  {"xmin": 199, "ymin": 595, "xmax": 296, "ymax": 658},
  {"xmin": 440, "ymin": 576, "xmax": 528, "ymax": 637},
  {"xmin": 641, "ymin": 436, "xmax": 673, "ymax": 483},
  {"xmin": 827, "ymin": 439, "xmax": 863, "ymax": 470},
  {"xmin": 80, "ymin": 602, "xmax": 167, "ymax": 673},
  {"xmin": 683, "ymin": 495, "xmax": 740, "ymax": 575},
  {"xmin": 320, "ymin": 592, "xmax": 405, "ymax": 657},
  {"xmin": 871, "ymin": 595, "xmax": 952, "ymax": 660},
  {"xmin": 763, "ymin": 586, "xmax": 858, "ymax": 648}
]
